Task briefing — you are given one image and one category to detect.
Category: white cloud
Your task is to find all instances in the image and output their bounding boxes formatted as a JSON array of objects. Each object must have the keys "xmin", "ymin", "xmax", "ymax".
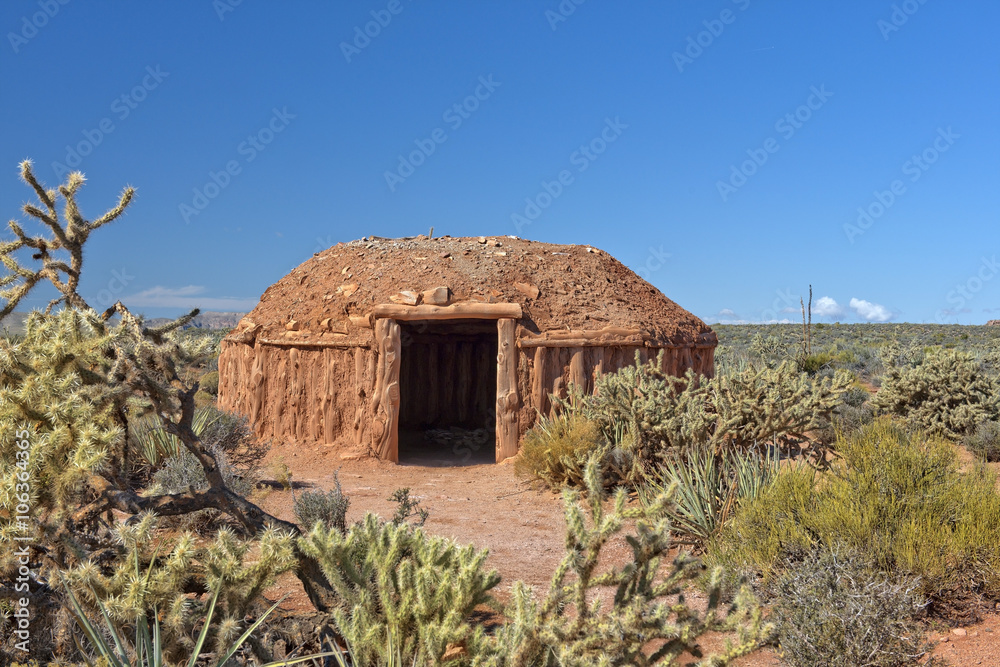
[
  {"xmin": 849, "ymin": 298, "xmax": 893, "ymax": 322},
  {"xmin": 718, "ymin": 308, "xmax": 736, "ymax": 317},
  {"xmin": 812, "ymin": 296, "xmax": 845, "ymax": 318},
  {"xmin": 124, "ymin": 285, "xmax": 256, "ymax": 311}
]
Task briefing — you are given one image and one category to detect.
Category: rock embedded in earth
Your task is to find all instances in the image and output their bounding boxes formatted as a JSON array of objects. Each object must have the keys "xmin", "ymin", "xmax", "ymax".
[
  {"xmin": 389, "ymin": 291, "xmax": 420, "ymax": 305},
  {"xmin": 513, "ymin": 282, "xmax": 540, "ymax": 299},
  {"xmin": 422, "ymin": 286, "xmax": 451, "ymax": 306}
]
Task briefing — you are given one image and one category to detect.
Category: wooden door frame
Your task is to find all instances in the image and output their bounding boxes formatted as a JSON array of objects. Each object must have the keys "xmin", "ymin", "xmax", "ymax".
[{"xmin": 371, "ymin": 303, "xmax": 522, "ymax": 463}]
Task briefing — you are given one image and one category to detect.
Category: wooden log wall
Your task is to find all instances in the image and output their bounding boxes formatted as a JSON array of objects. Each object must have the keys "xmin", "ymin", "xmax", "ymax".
[
  {"xmin": 219, "ymin": 332, "xmax": 716, "ymax": 461},
  {"xmin": 218, "ymin": 340, "xmax": 376, "ymax": 450},
  {"xmin": 515, "ymin": 343, "xmax": 716, "ymax": 440}
]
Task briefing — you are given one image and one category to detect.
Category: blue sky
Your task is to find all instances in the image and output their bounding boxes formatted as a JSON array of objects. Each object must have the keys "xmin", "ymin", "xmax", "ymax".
[{"xmin": 0, "ymin": 1, "xmax": 997, "ymax": 324}]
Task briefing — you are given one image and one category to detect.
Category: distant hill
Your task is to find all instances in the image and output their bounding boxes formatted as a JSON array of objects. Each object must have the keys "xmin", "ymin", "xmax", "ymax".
[
  {"xmin": 1, "ymin": 311, "xmax": 246, "ymax": 334},
  {"xmin": 146, "ymin": 311, "xmax": 247, "ymax": 329}
]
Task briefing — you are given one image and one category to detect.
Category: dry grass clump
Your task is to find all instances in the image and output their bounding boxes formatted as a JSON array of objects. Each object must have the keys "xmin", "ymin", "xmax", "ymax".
[{"xmin": 772, "ymin": 547, "xmax": 931, "ymax": 667}]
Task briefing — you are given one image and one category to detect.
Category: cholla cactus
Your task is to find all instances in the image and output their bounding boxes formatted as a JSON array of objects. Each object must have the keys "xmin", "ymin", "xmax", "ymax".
[
  {"xmin": 0, "ymin": 162, "xmax": 341, "ymax": 661},
  {"xmin": 477, "ymin": 457, "xmax": 771, "ymax": 666},
  {"xmin": 0, "ymin": 161, "xmax": 132, "ymax": 318},
  {"xmin": 65, "ymin": 515, "xmax": 294, "ymax": 661},
  {"xmin": 582, "ymin": 353, "xmax": 849, "ymax": 473},
  {"xmin": 299, "ymin": 514, "xmax": 500, "ymax": 665},
  {"xmin": 872, "ymin": 348, "xmax": 1000, "ymax": 439},
  {"xmin": 709, "ymin": 361, "xmax": 852, "ymax": 448}
]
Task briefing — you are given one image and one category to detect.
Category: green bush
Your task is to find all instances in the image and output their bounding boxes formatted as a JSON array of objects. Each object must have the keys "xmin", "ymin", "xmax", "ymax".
[
  {"xmin": 514, "ymin": 413, "xmax": 606, "ymax": 489},
  {"xmin": 964, "ymin": 420, "xmax": 1000, "ymax": 462},
  {"xmin": 294, "ymin": 473, "xmax": 350, "ymax": 533},
  {"xmin": 872, "ymin": 348, "xmax": 1000, "ymax": 439},
  {"xmin": 199, "ymin": 369, "xmax": 220, "ymax": 395},
  {"xmin": 710, "ymin": 419, "xmax": 1000, "ymax": 612},
  {"xmin": 299, "ymin": 514, "xmax": 500, "ymax": 666},
  {"xmin": 773, "ymin": 547, "xmax": 929, "ymax": 667}
]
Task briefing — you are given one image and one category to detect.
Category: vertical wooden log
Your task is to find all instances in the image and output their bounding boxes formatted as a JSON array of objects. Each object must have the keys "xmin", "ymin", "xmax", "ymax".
[
  {"xmin": 456, "ymin": 341, "xmax": 472, "ymax": 426},
  {"xmin": 591, "ymin": 347, "xmax": 605, "ymax": 392},
  {"xmin": 496, "ymin": 318, "xmax": 518, "ymax": 462},
  {"xmin": 569, "ymin": 347, "xmax": 587, "ymax": 395},
  {"xmin": 426, "ymin": 343, "xmax": 439, "ymax": 427},
  {"xmin": 249, "ymin": 348, "xmax": 265, "ymax": 425},
  {"xmin": 372, "ymin": 318, "xmax": 401, "ymax": 462},
  {"xmin": 441, "ymin": 340, "xmax": 457, "ymax": 424},
  {"xmin": 532, "ymin": 346, "xmax": 549, "ymax": 418},
  {"xmin": 353, "ymin": 347, "xmax": 365, "ymax": 442}
]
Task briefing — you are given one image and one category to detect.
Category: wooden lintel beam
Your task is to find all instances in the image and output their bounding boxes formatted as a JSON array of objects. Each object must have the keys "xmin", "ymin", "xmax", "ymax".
[{"xmin": 372, "ymin": 302, "xmax": 522, "ymax": 321}]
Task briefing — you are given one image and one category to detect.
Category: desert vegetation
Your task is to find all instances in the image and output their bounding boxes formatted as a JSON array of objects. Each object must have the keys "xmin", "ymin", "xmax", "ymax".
[{"xmin": 2, "ymin": 162, "xmax": 1000, "ymax": 665}]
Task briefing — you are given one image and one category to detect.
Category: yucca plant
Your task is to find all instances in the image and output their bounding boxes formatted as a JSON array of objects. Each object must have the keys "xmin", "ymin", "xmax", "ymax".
[
  {"xmin": 130, "ymin": 407, "xmax": 220, "ymax": 466},
  {"xmin": 639, "ymin": 445, "xmax": 779, "ymax": 545},
  {"xmin": 66, "ymin": 584, "xmax": 336, "ymax": 667},
  {"xmin": 63, "ymin": 537, "xmax": 330, "ymax": 667}
]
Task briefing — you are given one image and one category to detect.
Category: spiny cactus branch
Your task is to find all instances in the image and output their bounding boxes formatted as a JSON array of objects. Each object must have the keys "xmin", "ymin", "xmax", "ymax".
[{"xmin": 1, "ymin": 160, "xmax": 135, "ymax": 318}]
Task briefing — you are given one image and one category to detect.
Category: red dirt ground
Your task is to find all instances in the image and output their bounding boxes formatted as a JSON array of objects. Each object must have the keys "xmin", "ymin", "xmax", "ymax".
[{"xmin": 255, "ymin": 440, "xmax": 1000, "ymax": 666}]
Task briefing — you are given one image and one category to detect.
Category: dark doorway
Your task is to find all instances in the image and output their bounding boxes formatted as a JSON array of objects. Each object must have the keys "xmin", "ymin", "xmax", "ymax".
[{"xmin": 398, "ymin": 319, "xmax": 497, "ymax": 465}]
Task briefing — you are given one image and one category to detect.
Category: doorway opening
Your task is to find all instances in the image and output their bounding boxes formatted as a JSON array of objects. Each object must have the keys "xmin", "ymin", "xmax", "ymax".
[{"xmin": 397, "ymin": 319, "xmax": 497, "ymax": 465}]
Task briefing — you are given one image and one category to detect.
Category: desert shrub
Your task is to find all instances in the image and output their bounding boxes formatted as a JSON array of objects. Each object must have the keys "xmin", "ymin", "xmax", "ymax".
[
  {"xmin": 710, "ymin": 361, "xmax": 851, "ymax": 450},
  {"xmin": 964, "ymin": 420, "xmax": 1000, "ymax": 462},
  {"xmin": 797, "ymin": 352, "xmax": 836, "ymax": 374},
  {"xmin": 831, "ymin": 384, "xmax": 875, "ymax": 436},
  {"xmin": 476, "ymin": 457, "xmax": 772, "ymax": 666},
  {"xmin": 195, "ymin": 388, "xmax": 216, "ymax": 407},
  {"xmin": 710, "ymin": 419, "xmax": 1000, "ymax": 612},
  {"xmin": 199, "ymin": 369, "xmax": 220, "ymax": 395},
  {"xmin": 872, "ymin": 348, "xmax": 1000, "ymax": 439},
  {"xmin": 514, "ymin": 412, "xmax": 606, "ymax": 488},
  {"xmin": 64, "ymin": 514, "xmax": 296, "ymax": 663},
  {"xmin": 773, "ymin": 547, "xmax": 929, "ymax": 667},
  {"xmin": 299, "ymin": 513, "xmax": 500, "ymax": 666},
  {"xmin": 153, "ymin": 437, "xmax": 253, "ymax": 498},
  {"xmin": 582, "ymin": 354, "xmax": 849, "ymax": 466},
  {"xmin": 388, "ymin": 487, "xmax": 429, "ymax": 526},
  {"xmin": 295, "ymin": 473, "xmax": 350, "ymax": 533},
  {"xmin": 150, "ymin": 408, "xmax": 268, "ymax": 499},
  {"xmin": 639, "ymin": 445, "xmax": 779, "ymax": 545}
]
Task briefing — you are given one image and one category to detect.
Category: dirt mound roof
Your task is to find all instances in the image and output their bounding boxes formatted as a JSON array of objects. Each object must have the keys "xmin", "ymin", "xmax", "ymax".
[{"xmin": 231, "ymin": 236, "xmax": 715, "ymax": 346}]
